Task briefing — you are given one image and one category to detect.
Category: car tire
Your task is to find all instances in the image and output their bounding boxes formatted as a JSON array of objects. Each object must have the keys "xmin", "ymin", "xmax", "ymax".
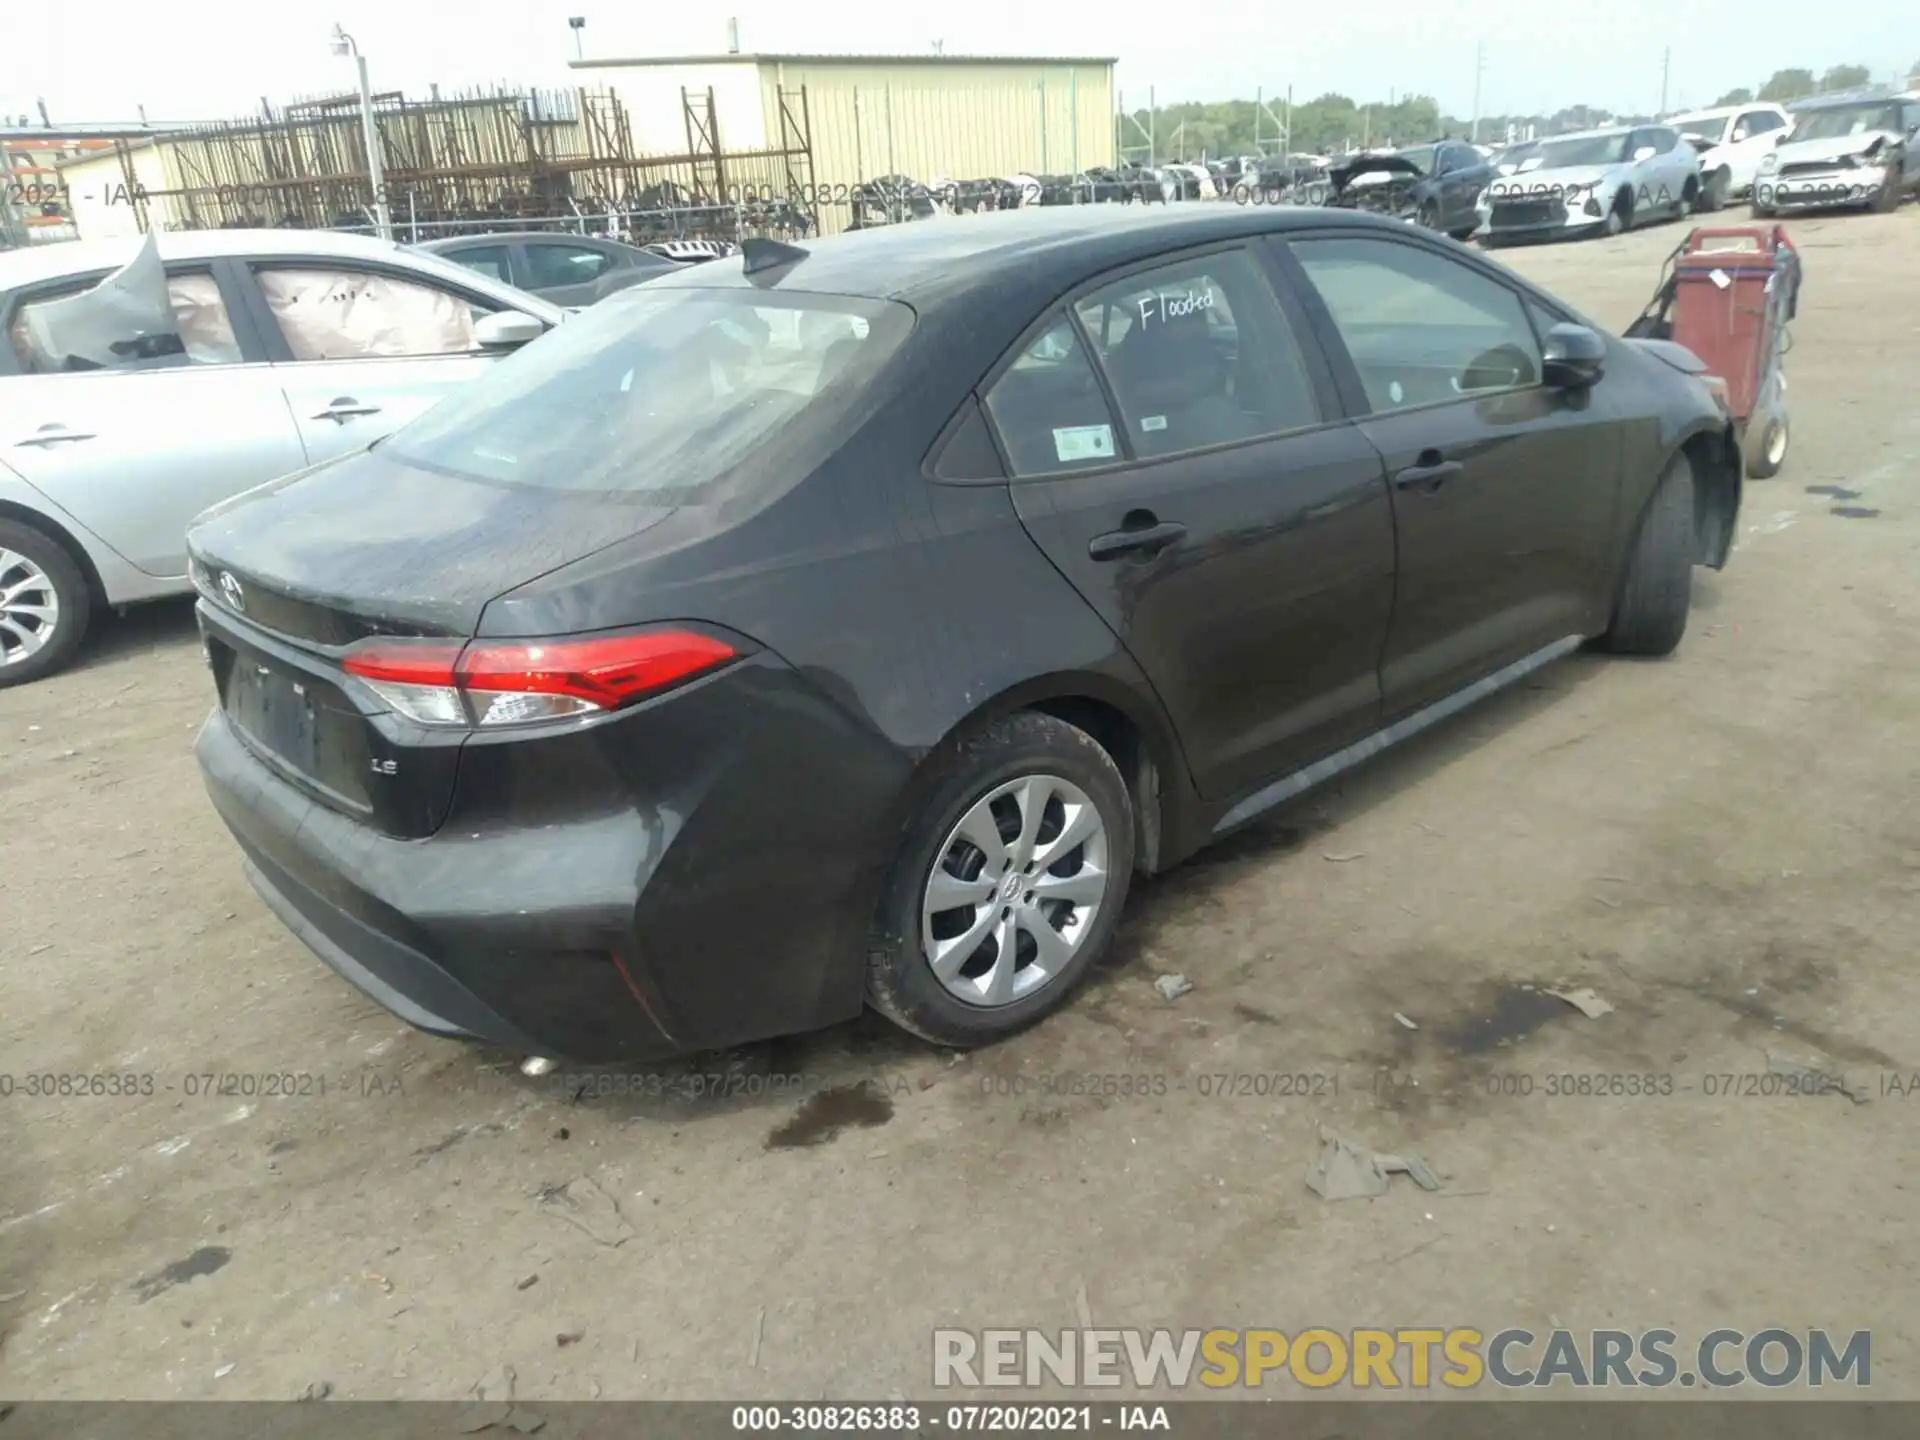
[
  {"xmin": 865, "ymin": 711, "xmax": 1136, "ymax": 1048},
  {"xmin": 1678, "ymin": 177, "xmax": 1699, "ymax": 218},
  {"xmin": 1599, "ymin": 455, "xmax": 1694, "ymax": 658},
  {"xmin": 1418, "ymin": 200, "xmax": 1442, "ymax": 230},
  {"xmin": 1751, "ymin": 200, "xmax": 1775, "ymax": 219},
  {"xmin": 1745, "ymin": 414, "xmax": 1789, "ymax": 479},
  {"xmin": 1700, "ymin": 168, "xmax": 1729, "ymax": 212},
  {"xmin": 1604, "ymin": 196, "xmax": 1630, "ymax": 236},
  {"xmin": 0, "ymin": 521, "xmax": 91, "ymax": 689},
  {"xmin": 1872, "ymin": 176, "xmax": 1900, "ymax": 214},
  {"xmin": 1449, "ymin": 227, "xmax": 1478, "ymax": 243}
]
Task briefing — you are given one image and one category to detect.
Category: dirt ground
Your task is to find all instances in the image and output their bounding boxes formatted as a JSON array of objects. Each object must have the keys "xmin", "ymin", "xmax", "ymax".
[{"xmin": 2, "ymin": 209, "xmax": 1918, "ymax": 1404}]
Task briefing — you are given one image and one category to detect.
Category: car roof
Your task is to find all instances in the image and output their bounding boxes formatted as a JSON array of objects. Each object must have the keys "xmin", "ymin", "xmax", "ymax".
[
  {"xmin": 639, "ymin": 204, "xmax": 1424, "ymax": 317},
  {"xmin": 1540, "ymin": 125, "xmax": 1638, "ymax": 141}
]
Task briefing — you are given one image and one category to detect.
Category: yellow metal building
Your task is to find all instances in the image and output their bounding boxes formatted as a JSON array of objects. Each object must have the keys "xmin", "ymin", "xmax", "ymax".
[{"xmin": 572, "ymin": 50, "xmax": 1116, "ymax": 209}]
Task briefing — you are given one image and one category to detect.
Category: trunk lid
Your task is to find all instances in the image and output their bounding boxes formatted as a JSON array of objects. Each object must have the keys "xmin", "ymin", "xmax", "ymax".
[
  {"xmin": 189, "ymin": 444, "xmax": 677, "ymax": 837},
  {"xmin": 189, "ymin": 445, "xmax": 677, "ymax": 644}
]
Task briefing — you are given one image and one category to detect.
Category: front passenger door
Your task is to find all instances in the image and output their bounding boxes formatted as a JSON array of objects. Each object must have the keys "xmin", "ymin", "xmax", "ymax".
[
  {"xmin": 986, "ymin": 246, "xmax": 1397, "ymax": 802},
  {"xmin": 1282, "ymin": 233, "xmax": 1624, "ymax": 719},
  {"xmin": 246, "ymin": 262, "xmax": 525, "ymax": 468}
]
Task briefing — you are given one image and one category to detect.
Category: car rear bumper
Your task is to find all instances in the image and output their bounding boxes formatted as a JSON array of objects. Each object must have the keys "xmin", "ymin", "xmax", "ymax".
[{"xmin": 195, "ymin": 652, "xmax": 910, "ymax": 1064}]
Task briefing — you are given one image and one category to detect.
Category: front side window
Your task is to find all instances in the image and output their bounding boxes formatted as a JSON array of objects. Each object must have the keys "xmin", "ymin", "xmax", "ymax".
[
  {"xmin": 981, "ymin": 318, "xmax": 1118, "ymax": 477},
  {"xmin": 8, "ymin": 269, "xmax": 241, "ymax": 373},
  {"xmin": 384, "ymin": 287, "xmax": 910, "ymax": 494},
  {"xmin": 255, "ymin": 266, "xmax": 487, "ymax": 361},
  {"xmin": 1291, "ymin": 236, "xmax": 1542, "ymax": 411},
  {"xmin": 523, "ymin": 243, "xmax": 615, "ymax": 289},
  {"xmin": 1070, "ymin": 249, "xmax": 1321, "ymax": 459}
]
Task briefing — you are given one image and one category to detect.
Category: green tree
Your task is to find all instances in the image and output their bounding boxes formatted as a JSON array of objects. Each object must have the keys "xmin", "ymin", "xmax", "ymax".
[
  {"xmin": 1757, "ymin": 69, "xmax": 1817, "ymax": 101},
  {"xmin": 1714, "ymin": 87, "xmax": 1754, "ymax": 105},
  {"xmin": 1819, "ymin": 63, "xmax": 1870, "ymax": 91}
]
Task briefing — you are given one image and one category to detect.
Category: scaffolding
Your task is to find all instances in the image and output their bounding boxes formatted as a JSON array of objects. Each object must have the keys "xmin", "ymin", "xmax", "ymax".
[{"xmin": 120, "ymin": 83, "xmax": 819, "ymax": 243}]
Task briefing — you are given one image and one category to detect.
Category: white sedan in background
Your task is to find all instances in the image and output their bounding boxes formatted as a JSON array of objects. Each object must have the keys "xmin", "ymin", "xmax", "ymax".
[{"xmin": 0, "ymin": 228, "xmax": 563, "ymax": 686}]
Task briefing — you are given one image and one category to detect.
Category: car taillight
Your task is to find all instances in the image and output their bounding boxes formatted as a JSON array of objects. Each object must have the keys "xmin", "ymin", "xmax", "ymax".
[{"xmin": 342, "ymin": 629, "xmax": 738, "ymax": 729}]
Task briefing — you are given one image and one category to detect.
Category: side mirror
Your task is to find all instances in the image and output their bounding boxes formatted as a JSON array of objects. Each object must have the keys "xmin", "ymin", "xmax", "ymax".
[
  {"xmin": 1542, "ymin": 323, "xmax": 1606, "ymax": 388},
  {"xmin": 474, "ymin": 311, "xmax": 547, "ymax": 349}
]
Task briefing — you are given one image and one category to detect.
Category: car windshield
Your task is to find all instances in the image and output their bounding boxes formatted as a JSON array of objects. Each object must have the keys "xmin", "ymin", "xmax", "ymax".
[
  {"xmin": 1672, "ymin": 117, "xmax": 1726, "ymax": 141},
  {"xmin": 1789, "ymin": 103, "xmax": 1902, "ymax": 141},
  {"xmin": 1531, "ymin": 133, "xmax": 1632, "ymax": 169},
  {"xmin": 1394, "ymin": 145, "xmax": 1436, "ymax": 175},
  {"xmin": 383, "ymin": 287, "xmax": 913, "ymax": 493}
]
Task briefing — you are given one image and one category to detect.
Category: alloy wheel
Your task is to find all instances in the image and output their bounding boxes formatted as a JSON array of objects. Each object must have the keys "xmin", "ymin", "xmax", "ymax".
[
  {"xmin": 920, "ymin": 773, "xmax": 1112, "ymax": 1007},
  {"xmin": 0, "ymin": 549, "xmax": 60, "ymax": 667}
]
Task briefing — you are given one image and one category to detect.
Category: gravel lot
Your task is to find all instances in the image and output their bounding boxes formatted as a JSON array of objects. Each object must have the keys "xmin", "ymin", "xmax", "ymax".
[{"xmin": 2, "ymin": 211, "xmax": 1917, "ymax": 1402}]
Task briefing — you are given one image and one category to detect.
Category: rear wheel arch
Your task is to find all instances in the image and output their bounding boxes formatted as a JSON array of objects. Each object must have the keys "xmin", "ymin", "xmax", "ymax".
[
  {"xmin": 906, "ymin": 677, "xmax": 1192, "ymax": 878},
  {"xmin": 0, "ymin": 500, "xmax": 106, "ymax": 605}
]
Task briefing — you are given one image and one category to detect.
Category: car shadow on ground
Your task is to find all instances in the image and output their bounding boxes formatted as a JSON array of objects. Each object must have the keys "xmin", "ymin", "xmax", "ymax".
[
  {"xmin": 67, "ymin": 596, "xmax": 201, "ymax": 676},
  {"xmin": 506, "ymin": 650, "xmax": 1609, "ymax": 1130}
]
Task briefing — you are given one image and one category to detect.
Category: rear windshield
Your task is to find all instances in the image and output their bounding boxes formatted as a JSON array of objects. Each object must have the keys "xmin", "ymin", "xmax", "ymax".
[{"xmin": 383, "ymin": 287, "xmax": 912, "ymax": 492}]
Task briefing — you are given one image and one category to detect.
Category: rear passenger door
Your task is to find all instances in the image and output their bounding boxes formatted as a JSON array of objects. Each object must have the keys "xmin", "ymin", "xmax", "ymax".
[{"xmin": 983, "ymin": 244, "xmax": 1397, "ymax": 803}]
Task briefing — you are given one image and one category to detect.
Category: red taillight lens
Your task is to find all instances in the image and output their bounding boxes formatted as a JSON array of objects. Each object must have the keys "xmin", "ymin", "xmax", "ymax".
[
  {"xmin": 342, "ymin": 629, "xmax": 738, "ymax": 729},
  {"xmin": 455, "ymin": 632, "xmax": 738, "ymax": 710}
]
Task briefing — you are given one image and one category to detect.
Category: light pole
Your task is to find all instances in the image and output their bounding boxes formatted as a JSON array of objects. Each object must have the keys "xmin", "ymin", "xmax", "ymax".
[
  {"xmin": 330, "ymin": 24, "xmax": 392, "ymax": 240},
  {"xmin": 1470, "ymin": 42, "xmax": 1485, "ymax": 143},
  {"xmin": 568, "ymin": 17, "xmax": 586, "ymax": 63}
]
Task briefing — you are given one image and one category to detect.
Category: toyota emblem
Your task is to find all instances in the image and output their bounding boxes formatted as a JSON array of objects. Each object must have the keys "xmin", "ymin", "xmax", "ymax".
[{"xmin": 218, "ymin": 571, "xmax": 246, "ymax": 612}]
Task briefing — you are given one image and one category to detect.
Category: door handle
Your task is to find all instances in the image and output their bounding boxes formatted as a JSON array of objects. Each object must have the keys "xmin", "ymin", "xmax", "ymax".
[
  {"xmin": 1088, "ymin": 518, "xmax": 1187, "ymax": 561},
  {"xmin": 13, "ymin": 425, "xmax": 97, "ymax": 448},
  {"xmin": 313, "ymin": 398, "xmax": 383, "ymax": 423},
  {"xmin": 1393, "ymin": 457, "xmax": 1464, "ymax": 493}
]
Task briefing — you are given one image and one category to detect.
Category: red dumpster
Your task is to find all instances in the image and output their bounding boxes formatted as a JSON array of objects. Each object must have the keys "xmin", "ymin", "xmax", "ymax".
[{"xmin": 1625, "ymin": 225, "xmax": 1800, "ymax": 477}]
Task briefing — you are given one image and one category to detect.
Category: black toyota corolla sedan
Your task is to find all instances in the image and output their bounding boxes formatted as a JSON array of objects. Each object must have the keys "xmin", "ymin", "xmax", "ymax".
[{"xmin": 187, "ymin": 205, "xmax": 1742, "ymax": 1065}]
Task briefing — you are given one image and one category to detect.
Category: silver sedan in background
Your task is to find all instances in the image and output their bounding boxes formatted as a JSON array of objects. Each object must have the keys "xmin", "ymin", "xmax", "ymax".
[{"xmin": 0, "ymin": 229, "xmax": 563, "ymax": 686}]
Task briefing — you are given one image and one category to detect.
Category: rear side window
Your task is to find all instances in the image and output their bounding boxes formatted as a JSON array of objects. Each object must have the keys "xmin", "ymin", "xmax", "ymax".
[
  {"xmin": 1292, "ymin": 236, "xmax": 1541, "ymax": 411},
  {"xmin": 1071, "ymin": 249, "xmax": 1321, "ymax": 458},
  {"xmin": 981, "ymin": 318, "xmax": 1119, "ymax": 476},
  {"xmin": 8, "ymin": 269, "xmax": 241, "ymax": 372},
  {"xmin": 384, "ymin": 288, "xmax": 912, "ymax": 493},
  {"xmin": 443, "ymin": 245, "xmax": 511, "ymax": 283},
  {"xmin": 524, "ymin": 243, "xmax": 614, "ymax": 288}
]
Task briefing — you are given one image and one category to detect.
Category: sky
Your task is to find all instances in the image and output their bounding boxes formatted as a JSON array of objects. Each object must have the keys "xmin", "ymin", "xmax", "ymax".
[{"xmin": 2, "ymin": 0, "xmax": 1914, "ymax": 128}]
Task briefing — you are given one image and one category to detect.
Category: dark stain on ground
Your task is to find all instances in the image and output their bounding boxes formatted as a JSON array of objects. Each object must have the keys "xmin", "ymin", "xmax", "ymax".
[
  {"xmin": 413, "ymin": 1121, "xmax": 506, "ymax": 1159},
  {"xmin": 130, "ymin": 1246, "xmax": 231, "ymax": 1304},
  {"xmin": 1805, "ymin": 485, "xmax": 1860, "ymax": 499},
  {"xmin": 765, "ymin": 1083, "xmax": 893, "ymax": 1149},
  {"xmin": 1233, "ymin": 1002, "xmax": 1283, "ymax": 1026},
  {"xmin": 1442, "ymin": 983, "xmax": 1570, "ymax": 1055},
  {"xmin": 267, "ymin": 1138, "xmax": 298, "ymax": 1156},
  {"xmin": 1831, "ymin": 507, "xmax": 1881, "ymax": 519}
]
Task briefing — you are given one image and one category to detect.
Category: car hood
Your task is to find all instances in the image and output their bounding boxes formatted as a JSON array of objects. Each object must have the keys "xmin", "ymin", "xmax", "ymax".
[
  {"xmin": 1622, "ymin": 335, "xmax": 1710, "ymax": 377},
  {"xmin": 1486, "ymin": 164, "xmax": 1618, "ymax": 195},
  {"xmin": 1769, "ymin": 130, "xmax": 1900, "ymax": 167},
  {"xmin": 187, "ymin": 444, "xmax": 678, "ymax": 639},
  {"xmin": 1329, "ymin": 154, "xmax": 1425, "ymax": 190}
]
